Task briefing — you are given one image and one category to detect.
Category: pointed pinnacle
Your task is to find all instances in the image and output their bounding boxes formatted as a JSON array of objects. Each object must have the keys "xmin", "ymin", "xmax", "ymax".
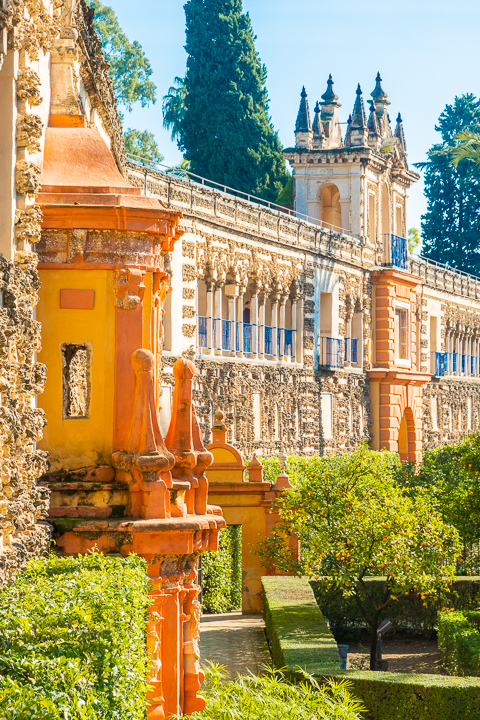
[{"xmin": 321, "ymin": 74, "xmax": 339, "ymax": 104}]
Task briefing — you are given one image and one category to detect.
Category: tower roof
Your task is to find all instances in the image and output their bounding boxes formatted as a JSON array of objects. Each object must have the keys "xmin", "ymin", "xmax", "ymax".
[
  {"xmin": 312, "ymin": 101, "xmax": 324, "ymax": 136},
  {"xmin": 350, "ymin": 84, "xmax": 367, "ymax": 129},
  {"xmin": 320, "ymin": 74, "xmax": 339, "ymax": 105},
  {"xmin": 371, "ymin": 72, "xmax": 390, "ymax": 105},
  {"xmin": 295, "ymin": 86, "xmax": 312, "ymax": 133}
]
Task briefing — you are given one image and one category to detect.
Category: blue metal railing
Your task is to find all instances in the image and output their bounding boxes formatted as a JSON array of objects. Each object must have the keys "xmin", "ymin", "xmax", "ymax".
[
  {"xmin": 383, "ymin": 234, "xmax": 408, "ymax": 271},
  {"xmin": 197, "ymin": 317, "xmax": 296, "ymax": 359},
  {"xmin": 434, "ymin": 351, "xmax": 480, "ymax": 377},
  {"xmin": 344, "ymin": 337, "xmax": 358, "ymax": 364},
  {"xmin": 319, "ymin": 336, "xmax": 344, "ymax": 370}
]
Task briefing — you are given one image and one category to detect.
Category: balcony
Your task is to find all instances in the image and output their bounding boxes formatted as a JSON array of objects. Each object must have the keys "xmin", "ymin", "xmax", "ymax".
[
  {"xmin": 383, "ymin": 234, "xmax": 408, "ymax": 271},
  {"xmin": 433, "ymin": 351, "xmax": 480, "ymax": 377},
  {"xmin": 197, "ymin": 316, "xmax": 296, "ymax": 360},
  {"xmin": 318, "ymin": 336, "xmax": 359, "ymax": 370}
]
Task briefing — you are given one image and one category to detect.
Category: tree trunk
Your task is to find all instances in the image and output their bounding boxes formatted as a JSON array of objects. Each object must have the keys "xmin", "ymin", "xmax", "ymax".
[{"xmin": 370, "ymin": 613, "xmax": 381, "ymax": 671}]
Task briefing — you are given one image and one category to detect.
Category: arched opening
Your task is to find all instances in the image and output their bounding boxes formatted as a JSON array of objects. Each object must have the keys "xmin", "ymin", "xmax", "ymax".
[
  {"xmin": 398, "ymin": 407, "xmax": 415, "ymax": 462},
  {"xmin": 319, "ymin": 183, "xmax": 342, "ymax": 231}
]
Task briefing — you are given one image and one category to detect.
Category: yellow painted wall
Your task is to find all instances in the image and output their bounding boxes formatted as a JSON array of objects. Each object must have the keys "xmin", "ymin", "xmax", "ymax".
[
  {"xmin": 207, "ymin": 488, "xmax": 267, "ymax": 614},
  {"xmin": 37, "ymin": 270, "xmax": 116, "ymax": 471}
]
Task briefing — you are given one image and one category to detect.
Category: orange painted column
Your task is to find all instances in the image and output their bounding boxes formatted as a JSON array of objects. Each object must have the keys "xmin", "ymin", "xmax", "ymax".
[{"xmin": 369, "ymin": 268, "xmax": 431, "ymax": 463}]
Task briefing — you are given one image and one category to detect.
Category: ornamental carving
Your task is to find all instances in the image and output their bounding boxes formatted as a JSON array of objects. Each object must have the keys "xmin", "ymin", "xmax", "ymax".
[{"xmin": 15, "ymin": 160, "xmax": 41, "ymax": 195}]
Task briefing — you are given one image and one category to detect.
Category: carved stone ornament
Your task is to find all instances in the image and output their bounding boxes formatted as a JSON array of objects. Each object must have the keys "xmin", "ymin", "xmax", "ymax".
[{"xmin": 15, "ymin": 160, "xmax": 41, "ymax": 195}]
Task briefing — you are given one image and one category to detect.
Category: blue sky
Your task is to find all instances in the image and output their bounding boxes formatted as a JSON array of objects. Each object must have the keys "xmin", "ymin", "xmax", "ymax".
[{"xmin": 112, "ymin": 0, "xmax": 480, "ymax": 230}]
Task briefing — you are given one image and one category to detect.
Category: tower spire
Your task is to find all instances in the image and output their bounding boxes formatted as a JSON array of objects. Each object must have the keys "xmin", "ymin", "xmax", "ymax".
[
  {"xmin": 350, "ymin": 84, "xmax": 367, "ymax": 129},
  {"xmin": 395, "ymin": 112, "xmax": 407, "ymax": 154},
  {"xmin": 367, "ymin": 100, "xmax": 380, "ymax": 135},
  {"xmin": 321, "ymin": 73, "xmax": 339, "ymax": 105},
  {"xmin": 370, "ymin": 72, "xmax": 390, "ymax": 105},
  {"xmin": 312, "ymin": 101, "xmax": 324, "ymax": 136},
  {"xmin": 295, "ymin": 86, "xmax": 312, "ymax": 134}
]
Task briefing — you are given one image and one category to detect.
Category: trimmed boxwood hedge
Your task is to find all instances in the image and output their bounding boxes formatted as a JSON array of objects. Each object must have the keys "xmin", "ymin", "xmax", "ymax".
[
  {"xmin": 262, "ymin": 576, "xmax": 480, "ymax": 720},
  {"xmin": 0, "ymin": 552, "xmax": 150, "ymax": 720},
  {"xmin": 311, "ymin": 576, "xmax": 480, "ymax": 641}
]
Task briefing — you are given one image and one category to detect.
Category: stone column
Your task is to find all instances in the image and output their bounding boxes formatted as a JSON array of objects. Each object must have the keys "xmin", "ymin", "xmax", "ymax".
[
  {"xmin": 279, "ymin": 296, "xmax": 287, "ymax": 360},
  {"xmin": 206, "ymin": 284, "xmax": 214, "ymax": 355},
  {"xmin": 271, "ymin": 296, "xmax": 279, "ymax": 359},
  {"xmin": 250, "ymin": 293, "xmax": 259, "ymax": 357},
  {"xmin": 258, "ymin": 293, "xmax": 266, "ymax": 360},
  {"xmin": 225, "ymin": 284, "xmax": 238, "ymax": 356},
  {"xmin": 236, "ymin": 293, "xmax": 244, "ymax": 356},
  {"xmin": 295, "ymin": 297, "xmax": 304, "ymax": 364},
  {"xmin": 214, "ymin": 284, "xmax": 222, "ymax": 355}
]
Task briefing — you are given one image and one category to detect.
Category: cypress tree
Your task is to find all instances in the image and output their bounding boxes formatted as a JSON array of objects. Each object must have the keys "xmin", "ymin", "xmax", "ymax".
[
  {"xmin": 418, "ymin": 94, "xmax": 480, "ymax": 275},
  {"xmin": 179, "ymin": 0, "xmax": 289, "ymax": 202}
]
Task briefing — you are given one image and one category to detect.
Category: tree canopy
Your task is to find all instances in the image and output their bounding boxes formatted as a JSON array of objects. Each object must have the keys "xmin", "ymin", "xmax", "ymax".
[
  {"xmin": 124, "ymin": 128, "xmax": 164, "ymax": 164},
  {"xmin": 256, "ymin": 448, "xmax": 460, "ymax": 671},
  {"xmin": 166, "ymin": 0, "xmax": 289, "ymax": 202},
  {"xmin": 87, "ymin": 0, "xmax": 157, "ymax": 111},
  {"xmin": 417, "ymin": 94, "xmax": 480, "ymax": 275}
]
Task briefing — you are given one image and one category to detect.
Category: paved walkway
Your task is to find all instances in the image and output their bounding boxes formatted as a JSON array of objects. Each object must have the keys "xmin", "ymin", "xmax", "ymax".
[{"xmin": 200, "ymin": 611, "xmax": 270, "ymax": 678}]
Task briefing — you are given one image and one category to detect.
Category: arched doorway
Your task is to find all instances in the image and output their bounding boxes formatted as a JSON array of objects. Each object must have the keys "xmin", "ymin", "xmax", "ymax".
[
  {"xmin": 398, "ymin": 407, "xmax": 415, "ymax": 462},
  {"xmin": 319, "ymin": 183, "xmax": 342, "ymax": 231}
]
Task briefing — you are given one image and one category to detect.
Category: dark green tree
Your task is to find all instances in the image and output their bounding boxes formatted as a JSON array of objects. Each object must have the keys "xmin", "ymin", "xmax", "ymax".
[
  {"xmin": 174, "ymin": 0, "xmax": 289, "ymax": 202},
  {"xmin": 124, "ymin": 128, "xmax": 164, "ymax": 164},
  {"xmin": 87, "ymin": 0, "xmax": 156, "ymax": 111},
  {"xmin": 163, "ymin": 77, "xmax": 187, "ymax": 142},
  {"xmin": 417, "ymin": 95, "xmax": 480, "ymax": 275}
]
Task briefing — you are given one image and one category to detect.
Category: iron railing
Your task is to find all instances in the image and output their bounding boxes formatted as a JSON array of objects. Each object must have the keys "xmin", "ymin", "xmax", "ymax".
[
  {"xmin": 197, "ymin": 317, "xmax": 296, "ymax": 359},
  {"xmin": 344, "ymin": 337, "xmax": 358, "ymax": 364},
  {"xmin": 383, "ymin": 234, "xmax": 408, "ymax": 270},
  {"xmin": 433, "ymin": 351, "xmax": 480, "ymax": 377},
  {"xmin": 319, "ymin": 336, "xmax": 344, "ymax": 370}
]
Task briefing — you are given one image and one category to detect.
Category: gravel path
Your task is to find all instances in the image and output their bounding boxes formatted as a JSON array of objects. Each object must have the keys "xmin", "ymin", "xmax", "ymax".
[{"xmin": 200, "ymin": 611, "xmax": 270, "ymax": 678}]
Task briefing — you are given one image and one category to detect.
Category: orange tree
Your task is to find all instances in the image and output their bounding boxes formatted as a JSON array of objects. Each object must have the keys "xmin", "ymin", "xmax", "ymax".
[{"xmin": 256, "ymin": 447, "xmax": 461, "ymax": 671}]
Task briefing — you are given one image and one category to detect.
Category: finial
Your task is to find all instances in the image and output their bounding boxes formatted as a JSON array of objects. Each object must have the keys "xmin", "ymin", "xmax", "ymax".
[
  {"xmin": 396, "ymin": 112, "xmax": 402, "ymax": 123},
  {"xmin": 295, "ymin": 85, "xmax": 312, "ymax": 134},
  {"xmin": 321, "ymin": 74, "xmax": 339, "ymax": 104},
  {"xmin": 278, "ymin": 449, "xmax": 288, "ymax": 473},
  {"xmin": 371, "ymin": 71, "xmax": 390, "ymax": 105},
  {"xmin": 356, "ymin": 83, "xmax": 362, "ymax": 95},
  {"xmin": 214, "ymin": 409, "xmax": 226, "ymax": 428},
  {"xmin": 301, "ymin": 85, "xmax": 307, "ymax": 98}
]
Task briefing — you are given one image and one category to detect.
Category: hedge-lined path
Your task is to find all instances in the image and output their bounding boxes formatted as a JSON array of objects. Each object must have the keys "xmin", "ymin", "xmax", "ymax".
[{"xmin": 200, "ymin": 611, "xmax": 270, "ymax": 677}]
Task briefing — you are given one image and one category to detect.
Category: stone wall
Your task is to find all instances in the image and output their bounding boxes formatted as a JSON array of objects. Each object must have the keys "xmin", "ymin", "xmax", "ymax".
[{"xmin": 0, "ymin": 252, "xmax": 49, "ymax": 587}]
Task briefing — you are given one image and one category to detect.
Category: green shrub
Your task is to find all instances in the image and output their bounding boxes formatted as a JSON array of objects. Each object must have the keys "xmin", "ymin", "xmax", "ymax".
[
  {"xmin": 438, "ymin": 610, "xmax": 480, "ymax": 676},
  {"xmin": 201, "ymin": 525, "xmax": 242, "ymax": 613},
  {"xmin": 262, "ymin": 576, "xmax": 342, "ymax": 676},
  {"xmin": 311, "ymin": 577, "xmax": 480, "ymax": 642},
  {"xmin": 0, "ymin": 552, "xmax": 150, "ymax": 720},
  {"xmin": 184, "ymin": 662, "xmax": 365, "ymax": 719},
  {"xmin": 263, "ymin": 575, "xmax": 480, "ymax": 720}
]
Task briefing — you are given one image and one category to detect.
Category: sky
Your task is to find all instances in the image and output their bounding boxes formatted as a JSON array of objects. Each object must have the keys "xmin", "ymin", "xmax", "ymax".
[{"xmin": 111, "ymin": 0, "xmax": 480, "ymax": 231}]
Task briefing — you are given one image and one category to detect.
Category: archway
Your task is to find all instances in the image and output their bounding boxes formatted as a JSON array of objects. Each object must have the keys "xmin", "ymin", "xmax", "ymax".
[
  {"xmin": 398, "ymin": 407, "xmax": 415, "ymax": 462},
  {"xmin": 319, "ymin": 183, "xmax": 342, "ymax": 231}
]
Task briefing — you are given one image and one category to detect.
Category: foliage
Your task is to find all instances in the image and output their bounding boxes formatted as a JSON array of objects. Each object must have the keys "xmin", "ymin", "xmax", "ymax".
[
  {"xmin": 263, "ymin": 576, "xmax": 480, "ymax": 720},
  {"xmin": 438, "ymin": 610, "xmax": 480, "ymax": 677},
  {"xmin": 450, "ymin": 130, "xmax": 480, "ymax": 169},
  {"xmin": 416, "ymin": 94, "xmax": 480, "ymax": 275},
  {"xmin": 162, "ymin": 77, "xmax": 187, "ymax": 142},
  {"xmin": 201, "ymin": 525, "xmax": 242, "ymax": 613},
  {"xmin": 124, "ymin": 128, "xmax": 164, "ymax": 164},
  {"xmin": 401, "ymin": 437, "xmax": 480, "ymax": 571},
  {"xmin": 0, "ymin": 552, "xmax": 150, "ymax": 720},
  {"xmin": 170, "ymin": 0, "xmax": 289, "ymax": 202},
  {"xmin": 87, "ymin": 0, "xmax": 156, "ymax": 111},
  {"xmin": 262, "ymin": 576, "xmax": 343, "ymax": 677},
  {"xmin": 311, "ymin": 577, "xmax": 480, "ymax": 643},
  {"xmin": 276, "ymin": 176, "xmax": 293, "ymax": 207},
  {"xmin": 408, "ymin": 227, "xmax": 421, "ymax": 254},
  {"xmin": 256, "ymin": 448, "xmax": 461, "ymax": 670},
  {"xmin": 183, "ymin": 662, "xmax": 365, "ymax": 720}
]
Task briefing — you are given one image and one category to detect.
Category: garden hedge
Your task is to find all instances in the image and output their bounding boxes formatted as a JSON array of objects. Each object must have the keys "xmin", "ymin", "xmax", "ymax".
[
  {"xmin": 438, "ymin": 610, "xmax": 480, "ymax": 676},
  {"xmin": 201, "ymin": 525, "xmax": 242, "ymax": 613},
  {"xmin": 0, "ymin": 552, "xmax": 150, "ymax": 720},
  {"xmin": 311, "ymin": 576, "xmax": 480, "ymax": 641},
  {"xmin": 262, "ymin": 576, "xmax": 480, "ymax": 720}
]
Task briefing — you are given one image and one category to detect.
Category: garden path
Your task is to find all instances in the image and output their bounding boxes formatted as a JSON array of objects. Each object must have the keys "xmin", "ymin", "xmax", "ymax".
[{"xmin": 200, "ymin": 611, "xmax": 270, "ymax": 678}]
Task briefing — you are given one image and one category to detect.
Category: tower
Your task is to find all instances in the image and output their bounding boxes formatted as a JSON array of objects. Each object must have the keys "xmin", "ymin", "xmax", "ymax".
[{"xmin": 285, "ymin": 73, "xmax": 419, "ymax": 241}]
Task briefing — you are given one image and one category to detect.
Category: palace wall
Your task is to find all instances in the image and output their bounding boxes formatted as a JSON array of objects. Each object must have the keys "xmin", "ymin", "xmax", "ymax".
[{"xmin": 127, "ymin": 163, "xmax": 480, "ymax": 457}]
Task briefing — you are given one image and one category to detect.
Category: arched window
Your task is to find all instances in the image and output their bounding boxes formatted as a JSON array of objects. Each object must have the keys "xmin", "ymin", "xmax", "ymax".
[{"xmin": 319, "ymin": 183, "xmax": 342, "ymax": 231}]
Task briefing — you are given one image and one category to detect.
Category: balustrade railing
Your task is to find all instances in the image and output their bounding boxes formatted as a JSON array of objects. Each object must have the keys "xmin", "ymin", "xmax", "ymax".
[
  {"xmin": 433, "ymin": 351, "xmax": 480, "ymax": 377},
  {"xmin": 197, "ymin": 316, "xmax": 296, "ymax": 360},
  {"xmin": 319, "ymin": 336, "xmax": 344, "ymax": 370},
  {"xmin": 383, "ymin": 234, "xmax": 408, "ymax": 271}
]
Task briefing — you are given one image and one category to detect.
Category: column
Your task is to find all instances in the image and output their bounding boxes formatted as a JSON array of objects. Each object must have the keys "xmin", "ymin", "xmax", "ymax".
[
  {"xmin": 250, "ymin": 294, "xmax": 259, "ymax": 358},
  {"xmin": 296, "ymin": 297, "xmax": 304, "ymax": 365},
  {"xmin": 236, "ymin": 293, "xmax": 244, "ymax": 356},
  {"xmin": 206, "ymin": 284, "xmax": 214, "ymax": 355},
  {"xmin": 271, "ymin": 296, "xmax": 279, "ymax": 359},
  {"xmin": 279, "ymin": 296, "xmax": 287, "ymax": 360},
  {"xmin": 258, "ymin": 293, "xmax": 266, "ymax": 360},
  {"xmin": 214, "ymin": 284, "xmax": 222, "ymax": 355},
  {"xmin": 225, "ymin": 284, "xmax": 237, "ymax": 356}
]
